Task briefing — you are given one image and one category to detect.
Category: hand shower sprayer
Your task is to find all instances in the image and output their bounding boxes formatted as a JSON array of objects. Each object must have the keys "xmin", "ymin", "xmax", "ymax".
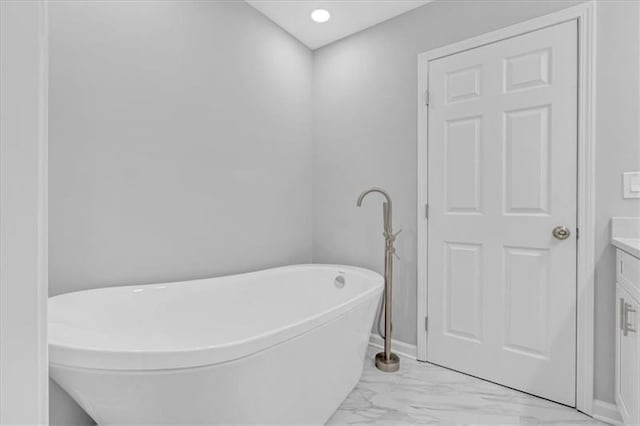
[{"xmin": 356, "ymin": 187, "xmax": 401, "ymax": 372}]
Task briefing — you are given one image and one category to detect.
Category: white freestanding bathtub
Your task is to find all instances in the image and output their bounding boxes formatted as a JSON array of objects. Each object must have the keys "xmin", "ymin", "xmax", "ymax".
[{"xmin": 49, "ymin": 264, "xmax": 383, "ymax": 425}]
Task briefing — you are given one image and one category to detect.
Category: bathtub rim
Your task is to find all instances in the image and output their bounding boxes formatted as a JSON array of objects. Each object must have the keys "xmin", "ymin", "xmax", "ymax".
[{"xmin": 48, "ymin": 264, "xmax": 383, "ymax": 371}]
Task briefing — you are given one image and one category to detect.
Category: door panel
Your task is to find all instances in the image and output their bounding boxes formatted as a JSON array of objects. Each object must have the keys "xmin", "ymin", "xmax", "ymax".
[
  {"xmin": 444, "ymin": 242, "xmax": 483, "ymax": 342},
  {"xmin": 504, "ymin": 48, "xmax": 551, "ymax": 92},
  {"xmin": 445, "ymin": 116, "xmax": 482, "ymax": 213},
  {"xmin": 503, "ymin": 246, "xmax": 549, "ymax": 358},
  {"xmin": 504, "ymin": 105, "xmax": 550, "ymax": 214},
  {"xmin": 427, "ymin": 20, "xmax": 577, "ymax": 406},
  {"xmin": 447, "ymin": 66, "xmax": 482, "ymax": 103}
]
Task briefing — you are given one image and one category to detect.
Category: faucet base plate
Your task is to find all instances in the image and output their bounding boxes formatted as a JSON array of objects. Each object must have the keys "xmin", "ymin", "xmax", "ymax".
[{"xmin": 374, "ymin": 351, "xmax": 400, "ymax": 372}]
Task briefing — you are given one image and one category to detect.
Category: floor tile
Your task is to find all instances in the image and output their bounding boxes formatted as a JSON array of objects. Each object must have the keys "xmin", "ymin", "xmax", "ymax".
[{"xmin": 328, "ymin": 348, "xmax": 604, "ymax": 425}]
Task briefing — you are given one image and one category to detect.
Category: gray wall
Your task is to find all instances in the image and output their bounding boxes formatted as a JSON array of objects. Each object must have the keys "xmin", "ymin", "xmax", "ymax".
[
  {"xmin": 48, "ymin": 1, "xmax": 312, "ymax": 424},
  {"xmin": 312, "ymin": 0, "xmax": 640, "ymax": 405}
]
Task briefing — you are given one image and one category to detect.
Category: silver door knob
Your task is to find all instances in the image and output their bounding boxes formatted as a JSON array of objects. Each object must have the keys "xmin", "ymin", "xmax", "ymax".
[{"xmin": 552, "ymin": 225, "xmax": 571, "ymax": 240}]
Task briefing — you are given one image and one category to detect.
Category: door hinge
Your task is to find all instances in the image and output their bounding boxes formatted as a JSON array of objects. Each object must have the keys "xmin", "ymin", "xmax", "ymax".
[
  {"xmin": 425, "ymin": 203, "xmax": 429, "ymax": 219},
  {"xmin": 576, "ymin": 227, "xmax": 580, "ymax": 240},
  {"xmin": 425, "ymin": 316, "xmax": 428, "ymax": 331},
  {"xmin": 424, "ymin": 89, "xmax": 430, "ymax": 106}
]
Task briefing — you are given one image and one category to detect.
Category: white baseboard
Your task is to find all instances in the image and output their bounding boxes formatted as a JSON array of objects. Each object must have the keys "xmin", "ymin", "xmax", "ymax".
[
  {"xmin": 368, "ymin": 334, "xmax": 417, "ymax": 360},
  {"xmin": 593, "ymin": 399, "xmax": 622, "ymax": 425}
]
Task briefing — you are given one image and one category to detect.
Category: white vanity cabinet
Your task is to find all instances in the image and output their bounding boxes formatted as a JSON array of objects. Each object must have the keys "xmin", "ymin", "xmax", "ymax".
[{"xmin": 616, "ymin": 248, "xmax": 640, "ymax": 424}]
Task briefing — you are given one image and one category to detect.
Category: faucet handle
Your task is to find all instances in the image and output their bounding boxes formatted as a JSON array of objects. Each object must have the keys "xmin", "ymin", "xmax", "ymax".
[
  {"xmin": 390, "ymin": 229, "xmax": 402, "ymax": 260},
  {"xmin": 383, "ymin": 228, "xmax": 402, "ymax": 241},
  {"xmin": 394, "ymin": 229, "xmax": 402, "ymax": 259}
]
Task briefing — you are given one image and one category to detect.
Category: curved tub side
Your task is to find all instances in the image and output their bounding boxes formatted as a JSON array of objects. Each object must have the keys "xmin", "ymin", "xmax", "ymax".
[{"xmin": 49, "ymin": 290, "xmax": 380, "ymax": 425}]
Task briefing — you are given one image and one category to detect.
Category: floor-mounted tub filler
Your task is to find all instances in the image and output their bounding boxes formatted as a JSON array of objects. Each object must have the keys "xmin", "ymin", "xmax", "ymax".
[
  {"xmin": 357, "ymin": 187, "xmax": 401, "ymax": 373},
  {"xmin": 48, "ymin": 265, "xmax": 383, "ymax": 425}
]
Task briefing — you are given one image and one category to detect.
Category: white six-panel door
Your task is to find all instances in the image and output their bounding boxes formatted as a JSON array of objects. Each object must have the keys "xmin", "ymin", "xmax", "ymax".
[{"xmin": 427, "ymin": 20, "xmax": 578, "ymax": 406}]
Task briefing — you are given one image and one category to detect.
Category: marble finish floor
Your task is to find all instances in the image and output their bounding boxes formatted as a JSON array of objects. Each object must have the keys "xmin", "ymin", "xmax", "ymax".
[{"xmin": 327, "ymin": 347, "xmax": 604, "ymax": 425}]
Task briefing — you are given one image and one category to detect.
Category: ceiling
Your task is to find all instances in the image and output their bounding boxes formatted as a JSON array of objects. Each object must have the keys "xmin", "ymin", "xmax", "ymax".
[{"xmin": 245, "ymin": 0, "xmax": 432, "ymax": 50}]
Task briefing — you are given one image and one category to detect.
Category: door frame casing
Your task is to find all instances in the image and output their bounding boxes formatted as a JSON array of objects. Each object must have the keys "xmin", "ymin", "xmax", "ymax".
[
  {"xmin": 416, "ymin": 2, "xmax": 596, "ymax": 415},
  {"xmin": 0, "ymin": 0, "xmax": 49, "ymax": 423}
]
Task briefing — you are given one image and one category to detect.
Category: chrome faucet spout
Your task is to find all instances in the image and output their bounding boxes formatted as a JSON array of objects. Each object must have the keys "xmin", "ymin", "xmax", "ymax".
[
  {"xmin": 356, "ymin": 188, "xmax": 393, "ymax": 234},
  {"xmin": 356, "ymin": 187, "xmax": 392, "ymax": 208}
]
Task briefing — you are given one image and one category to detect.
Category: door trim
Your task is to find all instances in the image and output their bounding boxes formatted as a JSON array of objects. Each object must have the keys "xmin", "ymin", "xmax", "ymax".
[
  {"xmin": 0, "ymin": 0, "xmax": 49, "ymax": 423},
  {"xmin": 416, "ymin": 2, "xmax": 596, "ymax": 415}
]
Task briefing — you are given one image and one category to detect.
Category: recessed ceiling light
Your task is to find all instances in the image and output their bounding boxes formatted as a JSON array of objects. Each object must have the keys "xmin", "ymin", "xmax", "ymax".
[{"xmin": 311, "ymin": 9, "xmax": 331, "ymax": 23}]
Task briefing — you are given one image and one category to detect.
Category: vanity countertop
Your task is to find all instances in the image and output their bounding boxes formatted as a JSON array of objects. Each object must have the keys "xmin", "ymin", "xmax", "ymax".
[
  {"xmin": 611, "ymin": 217, "xmax": 640, "ymax": 259},
  {"xmin": 612, "ymin": 237, "xmax": 640, "ymax": 259}
]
